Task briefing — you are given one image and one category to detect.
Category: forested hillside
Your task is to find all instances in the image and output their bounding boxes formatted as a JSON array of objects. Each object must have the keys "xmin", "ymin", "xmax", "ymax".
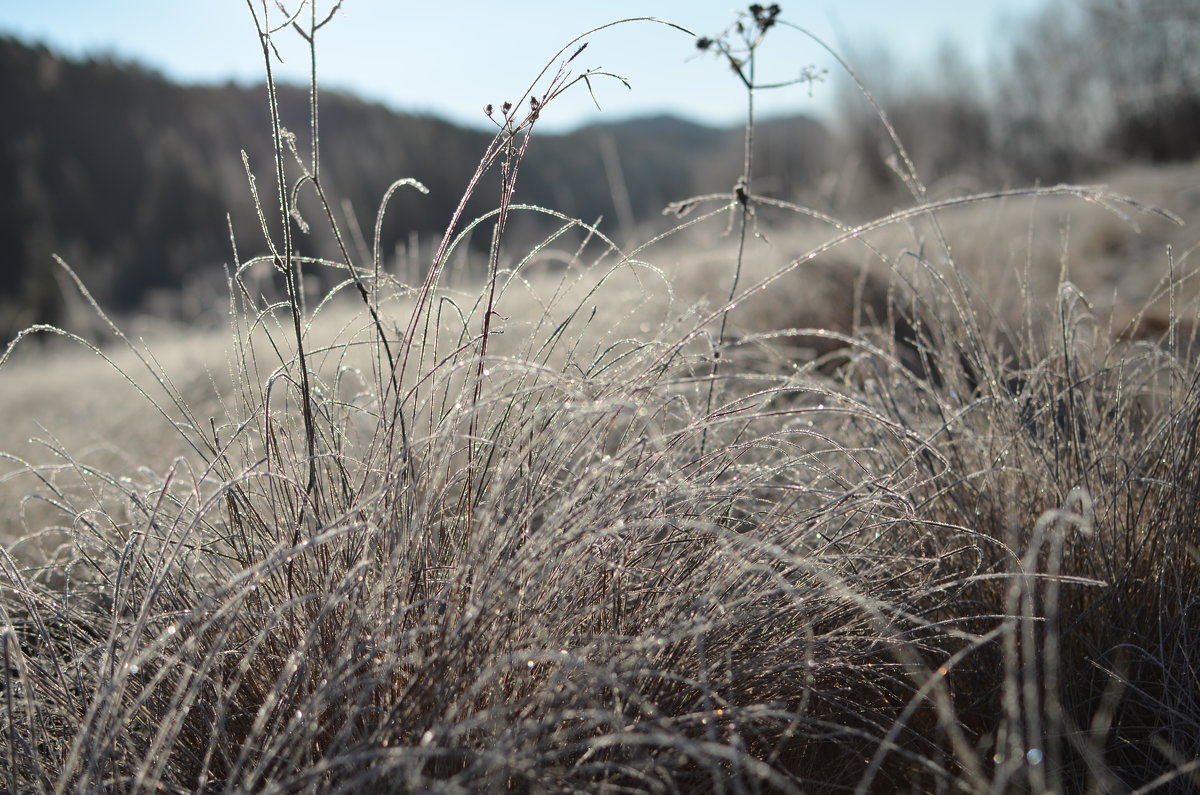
[
  {"xmin": 0, "ymin": 36, "xmax": 832, "ymax": 336},
  {"xmin": 5, "ymin": 0, "xmax": 1199, "ymax": 339}
]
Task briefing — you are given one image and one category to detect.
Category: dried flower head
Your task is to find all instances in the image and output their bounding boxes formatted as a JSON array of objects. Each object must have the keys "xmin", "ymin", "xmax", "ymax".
[{"xmin": 750, "ymin": 3, "xmax": 781, "ymax": 33}]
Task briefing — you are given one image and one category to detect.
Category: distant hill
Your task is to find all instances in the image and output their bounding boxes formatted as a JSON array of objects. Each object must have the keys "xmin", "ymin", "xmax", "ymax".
[{"xmin": 0, "ymin": 36, "xmax": 831, "ymax": 335}]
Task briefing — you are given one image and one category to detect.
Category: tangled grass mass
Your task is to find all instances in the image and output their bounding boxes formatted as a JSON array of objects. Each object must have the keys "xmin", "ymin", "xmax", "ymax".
[{"xmin": 1, "ymin": 4, "xmax": 1198, "ymax": 792}]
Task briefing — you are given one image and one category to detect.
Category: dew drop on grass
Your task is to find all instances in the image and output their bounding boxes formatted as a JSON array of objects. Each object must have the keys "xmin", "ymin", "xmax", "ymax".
[
  {"xmin": 1026, "ymin": 748, "xmax": 1044, "ymax": 765},
  {"xmin": 165, "ymin": 625, "xmax": 176, "ymax": 636}
]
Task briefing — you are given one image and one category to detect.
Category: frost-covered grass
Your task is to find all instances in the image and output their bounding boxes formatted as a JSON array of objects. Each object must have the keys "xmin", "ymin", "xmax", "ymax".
[{"xmin": 1, "ymin": 4, "xmax": 1198, "ymax": 792}]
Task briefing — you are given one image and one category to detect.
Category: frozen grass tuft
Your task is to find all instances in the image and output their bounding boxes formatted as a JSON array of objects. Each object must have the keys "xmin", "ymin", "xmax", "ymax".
[{"xmin": 1, "ymin": 3, "xmax": 1198, "ymax": 792}]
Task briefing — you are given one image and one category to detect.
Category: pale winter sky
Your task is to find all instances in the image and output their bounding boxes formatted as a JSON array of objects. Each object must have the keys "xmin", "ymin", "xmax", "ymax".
[{"xmin": 0, "ymin": 1, "xmax": 1051, "ymax": 131}]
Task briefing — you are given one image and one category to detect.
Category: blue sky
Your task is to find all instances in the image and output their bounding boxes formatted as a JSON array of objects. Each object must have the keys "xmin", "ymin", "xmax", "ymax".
[{"xmin": 0, "ymin": 1, "xmax": 1051, "ymax": 131}]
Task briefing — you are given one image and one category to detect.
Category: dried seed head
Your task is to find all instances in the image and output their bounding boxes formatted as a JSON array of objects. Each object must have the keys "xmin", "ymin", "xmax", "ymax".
[{"xmin": 750, "ymin": 3, "xmax": 781, "ymax": 32}]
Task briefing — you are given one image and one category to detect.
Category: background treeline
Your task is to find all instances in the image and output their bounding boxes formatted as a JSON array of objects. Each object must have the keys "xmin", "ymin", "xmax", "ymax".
[
  {"xmin": 2, "ymin": 36, "xmax": 834, "ymax": 338},
  {"xmin": 2, "ymin": 0, "xmax": 1198, "ymax": 338},
  {"xmin": 829, "ymin": 0, "xmax": 1200, "ymax": 212},
  {"xmin": 0, "ymin": 38, "xmax": 797, "ymax": 337}
]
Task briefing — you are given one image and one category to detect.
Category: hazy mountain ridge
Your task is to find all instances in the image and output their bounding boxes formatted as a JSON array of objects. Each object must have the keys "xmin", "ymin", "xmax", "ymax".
[
  {"xmin": 7, "ymin": 0, "xmax": 1200, "ymax": 339},
  {"xmin": 0, "ymin": 36, "xmax": 831, "ymax": 335}
]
